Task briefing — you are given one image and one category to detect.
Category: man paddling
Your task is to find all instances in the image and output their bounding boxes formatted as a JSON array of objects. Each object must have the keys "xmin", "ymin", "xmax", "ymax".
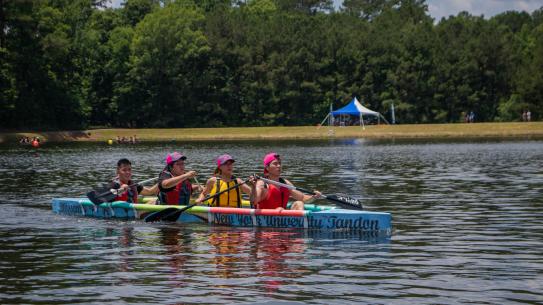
[
  {"xmin": 251, "ymin": 153, "xmax": 322, "ymax": 210},
  {"xmin": 157, "ymin": 152, "xmax": 202, "ymax": 205},
  {"xmin": 108, "ymin": 158, "xmax": 158, "ymax": 203}
]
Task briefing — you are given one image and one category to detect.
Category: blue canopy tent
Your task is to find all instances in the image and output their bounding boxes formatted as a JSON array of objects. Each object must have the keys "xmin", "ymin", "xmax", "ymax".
[{"xmin": 319, "ymin": 97, "xmax": 388, "ymax": 128}]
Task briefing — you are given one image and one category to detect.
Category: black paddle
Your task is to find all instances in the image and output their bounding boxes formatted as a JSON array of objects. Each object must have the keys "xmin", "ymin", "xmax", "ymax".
[
  {"xmin": 86, "ymin": 177, "xmax": 158, "ymax": 205},
  {"xmin": 144, "ymin": 178, "xmax": 250, "ymax": 222},
  {"xmin": 255, "ymin": 175, "xmax": 363, "ymax": 210}
]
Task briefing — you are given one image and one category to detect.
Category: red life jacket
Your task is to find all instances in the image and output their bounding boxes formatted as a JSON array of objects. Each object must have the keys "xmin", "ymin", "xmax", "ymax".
[
  {"xmin": 113, "ymin": 178, "xmax": 138, "ymax": 203},
  {"xmin": 159, "ymin": 178, "xmax": 192, "ymax": 205},
  {"xmin": 257, "ymin": 178, "xmax": 290, "ymax": 209}
]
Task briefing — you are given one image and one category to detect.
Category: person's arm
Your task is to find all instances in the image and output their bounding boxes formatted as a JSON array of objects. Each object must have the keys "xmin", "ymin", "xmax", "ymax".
[
  {"xmin": 238, "ymin": 177, "xmax": 252, "ymax": 195},
  {"xmin": 140, "ymin": 183, "xmax": 158, "ymax": 196},
  {"xmin": 160, "ymin": 171, "xmax": 197, "ymax": 189},
  {"xmin": 251, "ymin": 180, "xmax": 267, "ymax": 207},
  {"xmin": 191, "ymin": 183, "xmax": 204, "ymax": 194},
  {"xmin": 109, "ymin": 179, "xmax": 129, "ymax": 195},
  {"xmin": 284, "ymin": 179, "xmax": 321, "ymax": 203},
  {"xmin": 196, "ymin": 177, "xmax": 216, "ymax": 203}
]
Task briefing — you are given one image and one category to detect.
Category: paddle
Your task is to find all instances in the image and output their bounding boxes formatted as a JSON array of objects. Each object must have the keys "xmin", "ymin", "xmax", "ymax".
[
  {"xmin": 144, "ymin": 178, "xmax": 250, "ymax": 222},
  {"xmin": 255, "ymin": 175, "xmax": 363, "ymax": 210},
  {"xmin": 86, "ymin": 177, "xmax": 158, "ymax": 205}
]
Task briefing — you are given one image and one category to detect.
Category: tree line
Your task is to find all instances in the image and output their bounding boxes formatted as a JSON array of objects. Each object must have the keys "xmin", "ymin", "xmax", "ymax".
[{"xmin": 1, "ymin": 0, "xmax": 542, "ymax": 130}]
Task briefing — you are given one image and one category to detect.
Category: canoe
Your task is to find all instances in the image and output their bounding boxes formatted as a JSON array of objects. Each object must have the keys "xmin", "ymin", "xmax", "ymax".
[{"xmin": 51, "ymin": 198, "xmax": 392, "ymax": 233}]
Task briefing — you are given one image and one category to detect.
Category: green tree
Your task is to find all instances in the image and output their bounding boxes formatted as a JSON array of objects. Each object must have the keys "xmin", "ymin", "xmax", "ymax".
[{"xmin": 124, "ymin": 1, "xmax": 210, "ymax": 127}]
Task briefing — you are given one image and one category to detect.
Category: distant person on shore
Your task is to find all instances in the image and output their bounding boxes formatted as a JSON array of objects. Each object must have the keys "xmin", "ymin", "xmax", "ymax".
[
  {"xmin": 469, "ymin": 111, "xmax": 475, "ymax": 123},
  {"xmin": 116, "ymin": 136, "xmax": 121, "ymax": 144},
  {"xmin": 107, "ymin": 158, "xmax": 158, "ymax": 203},
  {"xmin": 158, "ymin": 152, "xmax": 202, "ymax": 205},
  {"xmin": 527, "ymin": 110, "xmax": 531, "ymax": 122},
  {"xmin": 464, "ymin": 112, "xmax": 469, "ymax": 123},
  {"xmin": 250, "ymin": 153, "xmax": 322, "ymax": 210},
  {"xmin": 133, "ymin": 135, "xmax": 138, "ymax": 143},
  {"xmin": 196, "ymin": 154, "xmax": 252, "ymax": 208},
  {"xmin": 522, "ymin": 110, "xmax": 527, "ymax": 122}
]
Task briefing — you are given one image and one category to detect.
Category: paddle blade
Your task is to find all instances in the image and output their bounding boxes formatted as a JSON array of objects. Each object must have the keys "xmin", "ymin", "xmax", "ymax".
[
  {"xmin": 86, "ymin": 190, "xmax": 116, "ymax": 205},
  {"xmin": 161, "ymin": 209, "xmax": 183, "ymax": 222},
  {"xmin": 144, "ymin": 207, "xmax": 179, "ymax": 222},
  {"xmin": 325, "ymin": 194, "xmax": 364, "ymax": 210}
]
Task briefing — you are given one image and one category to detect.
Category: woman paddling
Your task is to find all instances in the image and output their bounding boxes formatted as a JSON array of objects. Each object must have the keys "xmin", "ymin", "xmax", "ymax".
[
  {"xmin": 251, "ymin": 153, "xmax": 321, "ymax": 210},
  {"xmin": 196, "ymin": 154, "xmax": 252, "ymax": 208},
  {"xmin": 158, "ymin": 152, "xmax": 202, "ymax": 205}
]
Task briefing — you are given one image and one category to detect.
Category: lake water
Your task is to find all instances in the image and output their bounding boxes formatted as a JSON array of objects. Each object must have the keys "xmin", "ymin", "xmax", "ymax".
[{"xmin": 0, "ymin": 139, "xmax": 542, "ymax": 304}]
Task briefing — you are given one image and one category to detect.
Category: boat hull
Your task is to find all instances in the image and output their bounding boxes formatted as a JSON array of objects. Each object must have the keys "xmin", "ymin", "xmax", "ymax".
[{"xmin": 51, "ymin": 198, "xmax": 392, "ymax": 233}]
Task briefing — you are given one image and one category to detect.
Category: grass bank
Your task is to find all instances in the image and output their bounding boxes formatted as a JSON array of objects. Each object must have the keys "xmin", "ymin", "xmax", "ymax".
[{"xmin": 1, "ymin": 122, "xmax": 543, "ymax": 143}]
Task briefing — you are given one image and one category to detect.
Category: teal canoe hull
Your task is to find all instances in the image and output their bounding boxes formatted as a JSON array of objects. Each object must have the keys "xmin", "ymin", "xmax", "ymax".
[{"xmin": 51, "ymin": 198, "xmax": 392, "ymax": 233}]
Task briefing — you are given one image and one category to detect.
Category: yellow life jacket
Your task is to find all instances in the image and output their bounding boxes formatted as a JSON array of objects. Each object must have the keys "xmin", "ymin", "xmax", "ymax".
[{"xmin": 208, "ymin": 176, "xmax": 242, "ymax": 208}]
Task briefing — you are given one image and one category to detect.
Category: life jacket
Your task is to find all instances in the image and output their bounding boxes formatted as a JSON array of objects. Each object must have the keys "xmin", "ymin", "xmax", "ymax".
[
  {"xmin": 112, "ymin": 178, "xmax": 138, "ymax": 203},
  {"xmin": 159, "ymin": 172, "xmax": 193, "ymax": 205},
  {"xmin": 208, "ymin": 176, "xmax": 242, "ymax": 208},
  {"xmin": 257, "ymin": 177, "xmax": 290, "ymax": 209}
]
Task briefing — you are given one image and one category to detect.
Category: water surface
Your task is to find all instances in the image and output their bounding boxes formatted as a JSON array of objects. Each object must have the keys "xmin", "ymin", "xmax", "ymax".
[{"xmin": 0, "ymin": 139, "xmax": 542, "ymax": 304}]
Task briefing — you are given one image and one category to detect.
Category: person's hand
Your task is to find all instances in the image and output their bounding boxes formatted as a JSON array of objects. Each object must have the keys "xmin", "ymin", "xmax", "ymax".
[
  {"xmin": 248, "ymin": 175, "xmax": 259, "ymax": 185},
  {"xmin": 312, "ymin": 191, "xmax": 324, "ymax": 199},
  {"xmin": 186, "ymin": 170, "xmax": 197, "ymax": 178},
  {"xmin": 117, "ymin": 184, "xmax": 129, "ymax": 194},
  {"xmin": 195, "ymin": 197, "xmax": 204, "ymax": 204}
]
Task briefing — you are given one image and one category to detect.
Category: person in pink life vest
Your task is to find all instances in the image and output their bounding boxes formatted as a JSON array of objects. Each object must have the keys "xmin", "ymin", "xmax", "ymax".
[
  {"xmin": 158, "ymin": 152, "xmax": 203, "ymax": 205},
  {"xmin": 250, "ymin": 153, "xmax": 322, "ymax": 210}
]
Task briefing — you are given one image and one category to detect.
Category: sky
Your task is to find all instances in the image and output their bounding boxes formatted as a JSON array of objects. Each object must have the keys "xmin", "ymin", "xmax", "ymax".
[
  {"xmin": 109, "ymin": 0, "xmax": 543, "ymax": 20},
  {"xmin": 425, "ymin": 0, "xmax": 542, "ymax": 21}
]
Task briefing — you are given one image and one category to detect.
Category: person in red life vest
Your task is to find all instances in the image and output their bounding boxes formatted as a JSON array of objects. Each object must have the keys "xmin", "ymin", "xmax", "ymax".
[
  {"xmin": 158, "ymin": 152, "xmax": 202, "ymax": 205},
  {"xmin": 251, "ymin": 153, "xmax": 322, "ymax": 210},
  {"xmin": 196, "ymin": 154, "xmax": 252, "ymax": 207},
  {"xmin": 109, "ymin": 158, "xmax": 157, "ymax": 203}
]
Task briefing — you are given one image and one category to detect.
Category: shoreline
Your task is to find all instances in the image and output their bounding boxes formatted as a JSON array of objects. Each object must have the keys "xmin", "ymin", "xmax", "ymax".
[{"xmin": 1, "ymin": 122, "xmax": 543, "ymax": 143}]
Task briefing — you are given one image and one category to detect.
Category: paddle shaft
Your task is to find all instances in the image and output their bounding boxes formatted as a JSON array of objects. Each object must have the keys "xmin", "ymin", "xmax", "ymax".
[
  {"xmin": 96, "ymin": 177, "xmax": 158, "ymax": 197},
  {"xmin": 256, "ymin": 176, "xmax": 363, "ymax": 209},
  {"xmin": 147, "ymin": 178, "xmax": 250, "ymax": 222},
  {"xmin": 256, "ymin": 176, "xmax": 318, "ymax": 196}
]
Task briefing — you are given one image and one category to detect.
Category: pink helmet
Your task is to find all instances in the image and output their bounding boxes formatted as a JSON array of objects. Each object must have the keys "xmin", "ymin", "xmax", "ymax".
[{"xmin": 165, "ymin": 152, "xmax": 186, "ymax": 165}]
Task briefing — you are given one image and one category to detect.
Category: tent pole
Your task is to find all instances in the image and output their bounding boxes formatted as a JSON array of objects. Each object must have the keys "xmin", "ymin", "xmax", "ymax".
[{"xmin": 318, "ymin": 113, "xmax": 330, "ymax": 129}]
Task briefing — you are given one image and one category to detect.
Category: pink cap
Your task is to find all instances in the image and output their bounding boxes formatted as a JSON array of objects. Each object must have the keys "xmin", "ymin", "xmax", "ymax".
[
  {"xmin": 166, "ymin": 152, "xmax": 186, "ymax": 165},
  {"xmin": 263, "ymin": 153, "xmax": 280, "ymax": 167},
  {"xmin": 216, "ymin": 154, "xmax": 235, "ymax": 167}
]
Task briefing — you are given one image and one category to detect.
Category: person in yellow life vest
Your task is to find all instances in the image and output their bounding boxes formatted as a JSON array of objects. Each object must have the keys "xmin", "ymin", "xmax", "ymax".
[{"xmin": 196, "ymin": 154, "xmax": 252, "ymax": 208}]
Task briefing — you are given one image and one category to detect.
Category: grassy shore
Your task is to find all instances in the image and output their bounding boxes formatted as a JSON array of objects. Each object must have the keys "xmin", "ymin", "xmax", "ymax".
[{"xmin": 1, "ymin": 122, "xmax": 543, "ymax": 143}]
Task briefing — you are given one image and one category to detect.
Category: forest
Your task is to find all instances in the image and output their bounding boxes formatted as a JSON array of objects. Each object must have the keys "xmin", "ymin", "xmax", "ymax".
[{"xmin": 1, "ymin": 0, "xmax": 542, "ymax": 129}]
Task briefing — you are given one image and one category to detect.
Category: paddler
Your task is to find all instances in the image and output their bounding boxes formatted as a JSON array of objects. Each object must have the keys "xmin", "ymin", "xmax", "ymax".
[
  {"xmin": 196, "ymin": 154, "xmax": 252, "ymax": 207},
  {"xmin": 158, "ymin": 152, "xmax": 202, "ymax": 205},
  {"xmin": 109, "ymin": 158, "xmax": 158, "ymax": 203},
  {"xmin": 251, "ymin": 153, "xmax": 322, "ymax": 210}
]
